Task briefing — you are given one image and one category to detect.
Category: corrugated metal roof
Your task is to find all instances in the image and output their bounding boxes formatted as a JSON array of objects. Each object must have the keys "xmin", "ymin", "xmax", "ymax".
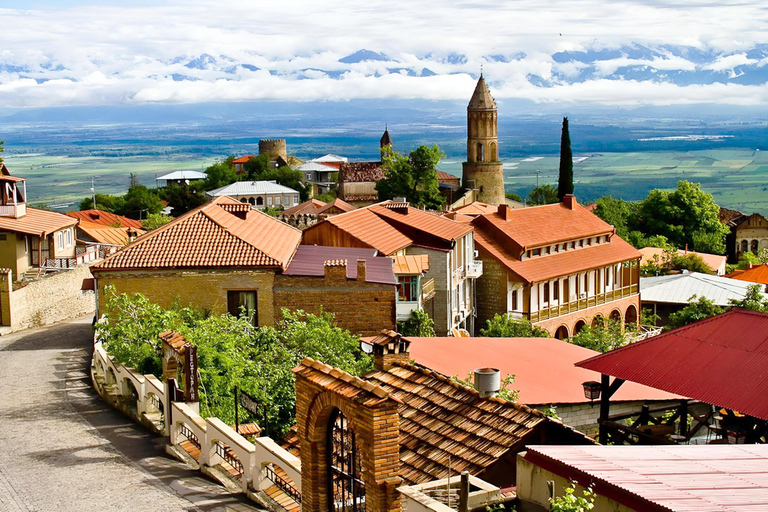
[
  {"xmin": 297, "ymin": 162, "xmax": 338, "ymax": 172},
  {"xmin": 577, "ymin": 308, "xmax": 768, "ymax": 421},
  {"xmin": 283, "ymin": 245, "xmax": 396, "ymax": 285},
  {"xmin": 0, "ymin": 207, "xmax": 78, "ymax": 236},
  {"xmin": 728, "ymin": 264, "xmax": 768, "ymax": 285},
  {"xmin": 390, "ymin": 254, "xmax": 429, "ymax": 275},
  {"xmin": 207, "ymin": 180, "xmax": 299, "ymax": 197},
  {"xmin": 640, "ymin": 272, "xmax": 765, "ymax": 306},
  {"xmin": 77, "ymin": 221, "xmax": 144, "ymax": 246},
  {"xmin": 525, "ymin": 445, "xmax": 768, "ymax": 512},
  {"xmin": 406, "ymin": 337, "xmax": 679, "ymax": 405},
  {"xmin": 156, "ymin": 170, "xmax": 207, "ymax": 181},
  {"xmin": 310, "ymin": 154, "xmax": 348, "ymax": 163}
]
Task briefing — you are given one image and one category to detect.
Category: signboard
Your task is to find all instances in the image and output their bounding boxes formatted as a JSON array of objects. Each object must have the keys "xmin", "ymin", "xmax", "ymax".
[
  {"xmin": 184, "ymin": 345, "xmax": 199, "ymax": 402},
  {"xmin": 240, "ymin": 388, "xmax": 260, "ymax": 417}
]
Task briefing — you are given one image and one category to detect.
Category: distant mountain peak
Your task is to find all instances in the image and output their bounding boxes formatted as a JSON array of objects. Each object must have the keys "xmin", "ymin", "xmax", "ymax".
[{"xmin": 338, "ymin": 49, "xmax": 391, "ymax": 64}]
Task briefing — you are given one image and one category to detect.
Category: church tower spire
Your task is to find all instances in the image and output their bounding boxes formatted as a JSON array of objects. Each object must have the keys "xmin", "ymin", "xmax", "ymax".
[{"xmin": 462, "ymin": 75, "xmax": 504, "ymax": 205}]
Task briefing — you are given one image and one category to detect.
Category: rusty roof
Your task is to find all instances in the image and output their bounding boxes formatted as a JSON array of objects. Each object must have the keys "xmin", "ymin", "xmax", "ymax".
[
  {"xmin": 365, "ymin": 361, "xmax": 592, "ymax": 485},
  {"xmin": 474, "ymin": 201, "xmax": 615, "ymax": 249},
  {"xmin": 726, "ymin": 263, "xmax": 768, "ymax": 285},
  {"xmin": 338, "ymin": 162, "xmax": 386, "ymax": 183},
  {"xmin": 474, "ymin": 228, "xmax": 640, "ymax": 284},
  {"xmin": 67, "ymin": 209, "xmax": 143, "ymax": 229},
  {"xmin": 390, "ymin": 254, "xmax": 429, "ymax": 275},
  {"xmin": 159, "ymin": 330, "xmax": 190, "ymax": 353},
  {"xmin": 406, "ymin": 337, "xmax": 679, "ymax": 405},
  {"xmin": 283, "ymin": 245, "xmax": 397, "ymax": 285},
  {"xmin": 525, "ymin": 445, "xmax": 768, "ymax": 512},
  {"xmin": 293, "ymin": 357, "xmax": 399, "ymax": 405},
  {"xmin": 77, "ymin": 221, "xmax": 145, "ymax": 246},
  {"xmin": 437, "ymin": 170, "xmax": 460, "ymax": 183},
  {"xmin": 0, "ymin": 207, "xmax": 78, "ymax": 237},
  {"xmin": 719, "ymin": 206, "xmax": 746, "ymax": 226},
  {"xmin": 577, "ymin": 308, "xmax": 768, "ymax": 421},
  {"xmin": 93, "ymin": 196, "xmax": 301, "ymax": 271}
]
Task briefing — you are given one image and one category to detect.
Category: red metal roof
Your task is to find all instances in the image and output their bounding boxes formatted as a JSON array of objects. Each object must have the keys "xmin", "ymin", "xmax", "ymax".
[
  {"xmin": 727, "ymin": 264, "xmax": 768, "ymax": 285},
  {"xmin": 406, "ymin": 336, "xmax": 678, "ymax": 405},
  {"xmin": 525, "ymin": 445, "xmax": 768, "ymax": 512},
  {"xmin": 283, "ymin": 245, "xmax": 396, "ymax": 285},
  {"xmin": 577, "ymin": 308, "xmax": 768, "ymax": 421}
]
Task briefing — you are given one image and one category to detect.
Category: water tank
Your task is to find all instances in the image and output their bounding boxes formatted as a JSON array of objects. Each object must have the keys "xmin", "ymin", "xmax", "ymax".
[{"xmin": 473, "ymin": 368, "xmax": 501, "ymax": 398}]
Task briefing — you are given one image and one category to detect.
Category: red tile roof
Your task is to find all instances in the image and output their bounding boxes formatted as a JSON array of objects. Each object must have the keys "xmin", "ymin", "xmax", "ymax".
[
  {"xmin": 67, "ymin": 209, "xmax": 143, "ymax": 229},
  {"xmin": 437, "ymin": 170, "xmax": 460, "ymax": 184},
  {"xmin": 0, "ymin": 207, "xmax": 77, "ymax": 237},
  {"xmin": 283, "ymin": 245, "xmax": 397, "ymax": 285},
  {"xmin": 525, "ymin": 445, "xmax": 768, "ymax": 512},
  {"xmin": 282, "ymin": 199, "xmax": 326, "ymax": 215},
  {"xmin": 474, "ymin": 227, "xmax": 640, "ymax": 283},
  {"xmin": 406, "ymin": 336, "xmax": 679, "ymax": 405},
  {"xmin": 726, "ymin": 264, "xmax": 768, "ymax": 284},
  {"xmin": 316, "ymin": 198, "xmax": 356, "ymax": 214},
  {"xmin": 577, "ymin": 308, "xmax": 768, "ymax": 421},
  {"xmin": 231, "ymin": 155, "xmax": 256, "ymax": 164},
  {"xmin": 93, "ymin": 196, "xmax": 301, "ymax": 271},
  {"xmin": 77, "ymin": 221, "xmax": 144, "ymax": 246}
]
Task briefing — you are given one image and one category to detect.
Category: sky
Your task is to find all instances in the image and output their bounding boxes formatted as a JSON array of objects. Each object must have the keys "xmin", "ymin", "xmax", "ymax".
[{"xmin": 1, "ymin": 0, "xmax": 768, "ymax": 109}]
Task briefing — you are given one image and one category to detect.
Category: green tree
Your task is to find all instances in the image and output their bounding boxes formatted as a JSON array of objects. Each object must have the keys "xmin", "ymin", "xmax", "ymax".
[
  {"xmin": 671, "ymin": 253, "xmax": 712, "ymax": 274},
  {"xmin": 569, "ymin": 317, "xmax": 629, "ymax": 353},
  {"xmin": 550, "ymin": 482, "xmax": 595, "ymax": 512},
  {"xmin": 204, "ymin": 159, "xmax": 238, "ymax": 190},
  {"xmin": 527, "ymin": 184, "xmax": 559, "ymax": 206},
  {"xmin": 142, "ymin": 213, "xmax": 173, "ymax": 231},
  {"xmin": 558, "ymin": 117, "xmax": 574, "ymax": 202},
  {"xmin": 593, "ymin": 196, "xmax": 642, "ymax": 240},
  {"xmin": 0, "ymin": 139, "xmax": 4, "ymax": 162},
  {"xmin": 505, "ymin": 191, "xmax": 522, "ymax": 202},
  {"xmin": 639, "ymin": 181, "xmax": 728, "ymax": 254},
  {"xmin": 260, "ymin": 166, "xmax": 309, "ymax": 201},
  {"xmin": 119, "ymin": 183, "xmax": 164, "ymax": 219},
  {"xmin": 668, "ymin": 295, "xmax": 723, "ymax": 329},
  {"xmin": 159, "ymin": 181, "xmax": 208, "ymax": 216},
  {"xmin": 79, "ymin": 193, "xmax": 126, "ymax": 213},
  {"xmin": 376, "ymin": 144, "xmax": 445, "ymax": 209},
  {"xmin": 480, "ymin": 314, "xmax": 550, "ymax": 338},
  {"xmin": 243, "ymin": 154, "xmax": 271, "ymax": 180},
  {"xmin": 397, "ymin": 309, "xmax": 436, "ymax": 337},
  {"xmin": 728, "ymin": 284, "xmax": 768, "ymax": 312}
]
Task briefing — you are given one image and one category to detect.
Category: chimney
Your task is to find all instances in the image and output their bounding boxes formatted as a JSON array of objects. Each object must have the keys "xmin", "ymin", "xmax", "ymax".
[
  {"xmin": 563, "ymin": 194, "xmax": 578, "ymax": 210},
  {"xmin": 497, "ymin": 204, "xmax": 512, "ymax": 220},
  {"xmin": 372, "ymin": 330, "xmax": 411, "ymax": 371},
  {"xmin": 385, "ymin": 199, "xmax": 409, "ymax": 214},
  {"xmin": 324, "ymin": 259, "xmax": 348, "ymax": 284},
  {"xmin": 473, "ymin": 368, "xmax": 501, "ymax": 398},
  {"xmin": 356, "ymin": 259, "xmax": 367, "ymax": 282}
]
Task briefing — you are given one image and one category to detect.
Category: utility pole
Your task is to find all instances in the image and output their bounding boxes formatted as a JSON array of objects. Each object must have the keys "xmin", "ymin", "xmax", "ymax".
[
  {"xmin": 536, "ymin": 169, "xmax": 540, "ymax": 189},
  {"xmin": 88, "ymin": 176, "xmax": 99, "ymax": 209}
]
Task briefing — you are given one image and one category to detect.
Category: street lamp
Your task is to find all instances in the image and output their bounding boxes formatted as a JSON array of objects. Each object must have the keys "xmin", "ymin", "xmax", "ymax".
[{"xmin": 582, "ymin": 381, "xmax": 602, "ymax": 404}]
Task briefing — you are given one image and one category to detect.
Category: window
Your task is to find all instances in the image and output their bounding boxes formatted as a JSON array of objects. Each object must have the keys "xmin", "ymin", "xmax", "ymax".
[
  {"xmin": 532, "ymin": 248, "xmax": 541, "ymax": 257},
  {"xmin": 227, "ymin": 291, "xmax": 258, "ymax": 326},
  {"xmin": 511, "ymin": 289, "xmax": 518, "ymax": 311},
  {"xmin": 58, "ymin": 231, "xmax": 64, "ymax": 250},
  {"xmin": 293, "ymin": 196, "xmax": 299, "ymax": 206},
  {"xmin": 398, "ymin": 276, "xmax": 419, "ymax": 302},
  {"xmin": 306, "ymin": 173, "xmax": 312, "ymax": 181},
  {"xmin": 284, "ymin": 196, "xmax": 289, "ymax": 205},
  {"xmin": 553, "ymin": 281, "xmax": 559, "ymax": 301},
  {"xmin": 275, "ymin": 196, "xmax": 281, "ymax": 205},
  {"xmin": 267, "ymin": 196, "xmax": 273, "ymax": 206},
  {"xmin": 579, "ymin": 239, "xmax": 584, "ymax": 247},
  {"xmin": 66, "ymin": 228, "xmax": 72, "ymax": 247},
  {"xmin": 569, "ymin": 242, "xmax": 575, "ymax": 249},
  {"xmin": 256, "ymin": 197, "xmax": 264, "ymax": 206},
  {"xmin": 543, "ymin": 282, "xmax": 550, "ymax": 303}
]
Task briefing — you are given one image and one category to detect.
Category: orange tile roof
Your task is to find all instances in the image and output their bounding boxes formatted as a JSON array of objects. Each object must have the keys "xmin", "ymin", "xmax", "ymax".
[
  {"xmin": 159, "ymin": 330, "xmax": 191, "ymax": 353},
  {"xmin": 0, "ymin": 207, "xmax": 78, "ymax": 237},
  {"xmin": 77, "ymin": 221, "xmax": 144, "ymax": 246},
  {"xmin": 93, "ymin": 196, "xmax": 301, "ymax": 271},
  {"xmin": 437, "ymin": 170, "xmax": 460, "ymax": 183},
  {"xmin": 474, "ymin": 228, "xmax": 640, "ymax": 283},
  {"xmin": 311, "ymin": 207, "xmax": 414, "ymax": 254},
  {"xmin": 365, "ymin": 361, "xmax": 593, "ymax": 485},
  {"xmin": 231, "ymin": 155, "xmax": 256, "ymax": 164},
  {"xmin": 726, "ymin": 264, "xmax": 768, "ymax": 284},
  {"xmin": 640, "ymin": 246, "xmax": 726, "ymax": 274},
  {"xmin": 282, "ymin": 199, "xmax": 326, "ymax": 215},
  {"xmin": 293, "ymin": 357, "xmax": 400, "ymax": 405},
  {"xmin": 369, "ymin": 203, "xmax": 473, "ymax": 242},
  {"xmin": 390, "ymin": 254, "xmax": 429, "ymax": 275},
  {"xmin": 476, "ymin": 201, "xmax": 615, "ymax": 249},
  {"xmin": 67, "ymin": 209, "xmax": 143, "ymax": 229},
  {"xmin": 453, "ymin": 201, "xmax": 498, "ymax": 216},
  {"xmin": 316, "ymin": 198, "xmax": 356, "ymax": 214}
]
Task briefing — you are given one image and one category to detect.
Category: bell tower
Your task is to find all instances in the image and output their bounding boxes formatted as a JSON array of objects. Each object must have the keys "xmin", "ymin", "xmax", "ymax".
[{"xmin": 462, "ymin": 75, "xmax": 505, "ymax": 205}]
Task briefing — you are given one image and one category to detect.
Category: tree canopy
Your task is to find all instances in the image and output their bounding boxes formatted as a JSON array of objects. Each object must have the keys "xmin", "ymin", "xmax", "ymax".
[
  {"xmin": 558, "ymin": 117, "xmax": 574, "ymax": 202},
  {"xmin": 568, "ymin": 318, "xmax": 631, "ymax": 353},
  {"xmin": 376, "ymin": 144, "xmax": 444, "ymax": 209},
  {"xmin": 527, "ymin": 184, "xmax": 559, "ymax": 206},
  {"xmin": 480, "ymin": 314, "xmax": 550, "ymax": 338}
]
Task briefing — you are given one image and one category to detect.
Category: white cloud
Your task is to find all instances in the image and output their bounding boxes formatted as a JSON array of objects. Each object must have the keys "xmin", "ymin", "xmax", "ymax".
[{"xmin": 0, "ymin": 0, "xmax": 767, "ymax": 107}]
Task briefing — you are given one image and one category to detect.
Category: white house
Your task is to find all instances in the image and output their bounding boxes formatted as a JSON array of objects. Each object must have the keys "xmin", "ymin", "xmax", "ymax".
[{"xmin": 206, "ymin": 180, "xmax": 300, "ymax": 209}]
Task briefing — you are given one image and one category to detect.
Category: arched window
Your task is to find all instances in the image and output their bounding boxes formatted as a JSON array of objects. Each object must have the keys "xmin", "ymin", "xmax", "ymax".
[
  {"xmin": 752, "ymin": 239, "xmax": 759, "ymax": 253},
  {"xmin": 248, "ymin": 197, "xmax": 256, "ymax": 205},
  {"xmin": 489, "ymin": 142, "xmax": 498, "ymax": 161},
  {"xmin": 476, "ymin": 142, "xmax": 484, "ymax": 162},
  {"xmin": 741, "ymin": 240, "xmax": 749, "ymax": 253},
  {"xmin": 256, "ymin": 197, "xmax": 264, "ymax": 206},
  {"xmin": 328, "ymin": 408, "xmax": 365, "ymax": 511}
]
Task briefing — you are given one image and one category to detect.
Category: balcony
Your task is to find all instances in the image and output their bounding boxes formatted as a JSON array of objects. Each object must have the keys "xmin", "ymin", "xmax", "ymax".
[
  {"xmin": 422, "ymin": 277, "xmax": 435, "ymax": 302},
  {"xmin": 466, "ymin": 260, "xmax": 483, "ymax": 278},
  {"xmin": 0, "ymin": 203, "xmax": 25, "ymax": 218},
  {"xmin": 528, "ymin": 284, "xmax": 639, "ymax": 323},
  {"xmin": 396, "ymin": 302, "xmax": 421, "ymax": 322},
  {"xmin": 452, "ymin": 266, "xmax": 465, "ymax": 284}
]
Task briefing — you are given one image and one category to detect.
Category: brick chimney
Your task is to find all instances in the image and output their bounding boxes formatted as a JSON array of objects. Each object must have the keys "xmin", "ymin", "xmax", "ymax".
[
  {"xmin": 371, "ymin": 330, "xmax": 411, "ymax": 371},
  {"xmin": 356, "ymin": 259, "xmax": 367, "ymax": 282},
  {"xmin": 323, "ymin": 259, "xmax": 348, "ymax": 284},
  {"xmin": 497, "ymin": 204, "xmax": 512, "ymax": 220},
  {"xmin": 563, "ymin": 194, "xmax": 578, "ymax": 210}
]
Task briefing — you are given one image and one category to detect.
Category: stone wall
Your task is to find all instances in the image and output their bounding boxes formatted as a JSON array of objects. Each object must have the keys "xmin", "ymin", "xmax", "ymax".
[
  {"xmin": 2, "ymin": 264, "xmax": 95, "ymax": 331},
  {"xmin": 408, "ymin": 247, "xmax": 451, "ymax": 335},
  {"xmin": 94, "ymin": 268, "xmax": 277, "ymax": 327},
  {"xmin": 475, "ymin": 256, "xmax": 507, "ymax": 333}
]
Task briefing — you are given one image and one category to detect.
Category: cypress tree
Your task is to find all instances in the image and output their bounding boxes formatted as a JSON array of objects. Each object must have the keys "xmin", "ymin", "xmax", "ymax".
[{"xmin": 558, "ymin": 117, "xmax": 574, "ymax": 202}]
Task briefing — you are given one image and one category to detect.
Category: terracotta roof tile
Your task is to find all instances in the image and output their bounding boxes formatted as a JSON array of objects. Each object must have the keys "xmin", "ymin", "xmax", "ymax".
[
  {"xmin": 0, "ymin": 207, "xmax": 78, "ymax": 237},
  {"xmin": 159, "ymin": 330, "xmax": 190, "ymax": 353},
  {"xmin": 293, "ymin": 357, "xmax": 396, "ymax": 403},
  {"xmin": 92, "ymin": 196, "xmax": 301, "ymax": 271},
  {"xmin": 316, "ymin": 198, "xmax": 356, "ymax": 214},
  {"xmin": 453, "ymin": 202, "xmax": 498, "ymax": 216},
  {"xmin": 726, "ymin": 263, "xmax": 768, "ymax": 284},
  {"xmin": 77, "ymin": 221, "xmax": 145, "ymax": 246},
  {"xmin": 314, "ymin": 207, "xmax": 414, "ymax": 254},
  {"xmin": 282, "ymin": 199, "xmax": 327, "ymax": 215},
  {"xmin": 67, "ymin": 209, "xmax": 144, "ymax": 229},
  {"xmin": 231, "ymin": 155, "xmax": 257, "ymax": 164},
  {"xmin": 369, "ymin": 203, "xmax": 473, "ymax": 242},
  {"xmin": 474, "ymin": 228, "xmax": 640, "ymax": 283}
]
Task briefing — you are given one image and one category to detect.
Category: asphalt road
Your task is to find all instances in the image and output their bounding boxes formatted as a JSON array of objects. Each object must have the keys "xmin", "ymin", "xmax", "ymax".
[{"xmin": 0, "ymin": 316, "xmax": 263, "ymax": 512}]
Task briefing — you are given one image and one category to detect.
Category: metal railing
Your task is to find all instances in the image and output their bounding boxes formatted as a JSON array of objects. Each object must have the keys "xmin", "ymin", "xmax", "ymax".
[
  {"xmin": 215, "ymin": 441, "xmax": 244, "ymax": 475},
  {"xmin": 529, "ymin": 284, "xmax": 639, "ymax": 323},
  {"xmin": 179, "ymin": 423, "xmax": 200, "ymax": 449},
  {"xmin": 0, "ymin": 203, "xmax": 25, "ymax": 218},
  {"xmin": 466, "ymin": 260, "xmax": 483, "ymax": 278},
  {"xmin": 265, "ymin": 464, "xmax": 302, "ymax": 504},
  {"xmin": 452, "ymin": 266, "xmax": 465, "ymax": 284}
]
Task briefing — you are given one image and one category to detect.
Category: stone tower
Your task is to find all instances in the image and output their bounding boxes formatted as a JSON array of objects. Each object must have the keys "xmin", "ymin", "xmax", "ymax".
[
  {"xmin": 462, "ymin": 75, "xmax": 505, "ymax": 205},
  {"xmin": 380, "ymin": 126, "xmax": 393, "ymax": 160}
]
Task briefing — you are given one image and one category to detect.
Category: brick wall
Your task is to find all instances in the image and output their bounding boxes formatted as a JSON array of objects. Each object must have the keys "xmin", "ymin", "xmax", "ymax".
[
  {"xmin": 2, "ymin": 264, "xmax": 95, "ymax": 331},
  {"xmin": 533, "ymin": 294, "xmax": 641, "ymax": 337},
  {"xmin": 408, "ymin": 247, "xmax": 452, "ymax": 335},
  {"xmin": 94, "ymin": 268, "xmax": 277, "ymax": 326},
  {"xmin": 273, "ymin": 270, "xmax": 396, "ymax": 336}
]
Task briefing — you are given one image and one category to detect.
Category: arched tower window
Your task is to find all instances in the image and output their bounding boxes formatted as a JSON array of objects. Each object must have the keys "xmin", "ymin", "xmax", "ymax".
[
  {"xmin": 476, "ymin": 142, "xmax": 484, "ymax": 162},
  {"xmin": 328, "ymin": 408, "xmax": 365, "ymax": 511},
  {"xmin": 489, "ymin": 142, "xmax": 498, "ymax": 161}
]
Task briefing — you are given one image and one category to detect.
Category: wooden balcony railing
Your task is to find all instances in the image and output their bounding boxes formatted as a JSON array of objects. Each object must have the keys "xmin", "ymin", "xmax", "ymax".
[
  {"xmin": 421, "ymin": 278, "xmax": 436, "ymax": 302},
  {"xmin": 528, "ymin": 284, "xmax": 638, "ymax": 323}
]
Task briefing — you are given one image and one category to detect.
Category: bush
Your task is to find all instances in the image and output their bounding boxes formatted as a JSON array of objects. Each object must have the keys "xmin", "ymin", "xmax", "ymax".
[{"xmin": 480, "ymin": 314, "xmax": 550, "ymax": 338}]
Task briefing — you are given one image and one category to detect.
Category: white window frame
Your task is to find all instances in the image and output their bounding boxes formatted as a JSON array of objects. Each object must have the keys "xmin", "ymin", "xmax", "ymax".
[{"xmin": 58, "ymin": 231, "xmax": 64, "ymax": 250}]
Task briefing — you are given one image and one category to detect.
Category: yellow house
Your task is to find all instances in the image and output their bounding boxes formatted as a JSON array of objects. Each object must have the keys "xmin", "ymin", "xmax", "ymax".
[{"xmin": 91, "ymin": 196, "xmax": 302, "ymax": 326}]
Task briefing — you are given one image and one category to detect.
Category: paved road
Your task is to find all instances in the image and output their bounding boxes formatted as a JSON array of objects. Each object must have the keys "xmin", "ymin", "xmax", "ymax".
[{"xmin": 0, "ymin": 316, "xmax": 263, "ymax": 512}]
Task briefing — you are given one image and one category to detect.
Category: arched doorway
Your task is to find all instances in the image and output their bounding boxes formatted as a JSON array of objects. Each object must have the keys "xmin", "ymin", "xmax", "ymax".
[
  {"xmin": 752, "ymin": 239, "xmax": 759, "ymax": 253},
  {"xmin": 490, "ymin": 142, "xmax": 498, "ymax": 161},
  {"xmin": 328, "ymin": 408, "xmax": 365, "ymax": 511},
  {"xmin": 554, "ymin": 325, "xmax": 569, "ymax": 340},
  {"xmin": 610, "ymin": 309, "xmax": 622, "ymax": 323},
  {"xmin": 741, "ymin": 240, "xmax": 749, "ymax": 253},
  {"xmin": 573, "ymin": 319, "xmax": 587, "ymax": 335},
  {"xmin": 591, "ymin": 315, "xmax": 604, "ymax": 328},
  {"xmin": 625, "ymin": 304, "xmax": 638, "ymax": 326}
]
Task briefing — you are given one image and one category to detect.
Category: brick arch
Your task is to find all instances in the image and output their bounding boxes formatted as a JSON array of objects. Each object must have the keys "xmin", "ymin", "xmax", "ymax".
[
  {"xmin": 573, "ymin": 319, "xmax": 587, "ymax": 335},
  {"xmin": 305, "ymin": 390, "xmax": 363, "ymax": 444},
  {"xmin": 554, "ymin": 324, "xmax": 569, "ymax": 340},
  {"xmin": 625, "ymin": 304, "xmax": 638, "ymax": 326},
  {"xmin": 591, "ymin": 314, "xmax": 604, "ymax": 328},
  {"xmin": 610, "ymin": 309, "xmax": 622, "ymax": 323}
]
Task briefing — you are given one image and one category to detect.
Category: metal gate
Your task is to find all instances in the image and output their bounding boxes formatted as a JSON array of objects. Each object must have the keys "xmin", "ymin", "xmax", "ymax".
[{"xmin": 328, "ymin": 408, "xmax": 365, "ymax": 511}]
